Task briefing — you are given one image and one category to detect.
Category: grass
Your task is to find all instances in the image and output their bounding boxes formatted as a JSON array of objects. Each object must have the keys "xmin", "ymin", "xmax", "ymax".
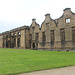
[{"xmin": 0, "ymin": 48, "xmax": 75, "ymax": 75}]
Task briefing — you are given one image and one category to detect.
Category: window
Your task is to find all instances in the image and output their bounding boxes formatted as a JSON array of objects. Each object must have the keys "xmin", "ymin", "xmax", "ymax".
[
  {"xmin": 66, "ymin": 18, "xmax": 70, "ymax": 23},
  {"xmin": 60, "ymin": 29, "xmax": 65, "ymax": 41},
  {"xmin": 19, "ymin": 32, "xmax": 21, "ymax": 35},
  {"xmin": 36, "ymin": 33, "xmax": 39, "ymax": 41},
  {"xmin": 17, "ymin": 38, "xmax": 20, "ymax": 48},
  {"xmin": 60, "ymin": 29, "xmax": 65, "ymax": 47},
  {"xmin": 18, "ymin": 32, "xmax": 21, "ymax": 35},
  {"xmin": 29, "ymin": 34, "xmax": 32, "ymax": 42},
  {"xmin": 42, "ymin": 32, "xmax": 46, "ymax": 42},
  {"xmin": 14, "ymin": 33, "xmax": 16, "ymax": 36},
  {"xmin": 32, "ymin": 27, "xmax": 35, "ymax": 30},
  {"xmin": 72, "ymin": 27, "xmax": 75, "ymax": 41},
  {"xmin": 32, "ymin": 27, "xmax": 35, "ymax": 33},
  {"xmin": 51, "ymin": 30, "xmax": 54, "ymax": 46}
]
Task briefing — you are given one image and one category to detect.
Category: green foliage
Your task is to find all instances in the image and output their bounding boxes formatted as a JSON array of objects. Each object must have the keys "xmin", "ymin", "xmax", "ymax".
[{"xmin": 0, "ymin": 48, "xmax": 75, "ymax": 75}]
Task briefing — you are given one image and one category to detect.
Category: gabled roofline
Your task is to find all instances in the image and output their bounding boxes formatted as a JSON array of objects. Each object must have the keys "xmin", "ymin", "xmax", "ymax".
[{"xmin": 63, "ymin": 8, "xmax": 71, "ymax": 11}]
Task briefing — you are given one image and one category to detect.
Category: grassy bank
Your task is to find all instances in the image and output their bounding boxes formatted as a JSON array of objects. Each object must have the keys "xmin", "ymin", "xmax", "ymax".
[{"xmin": 0, "ymin": 48, "xmax": 75, "ymax": 75}]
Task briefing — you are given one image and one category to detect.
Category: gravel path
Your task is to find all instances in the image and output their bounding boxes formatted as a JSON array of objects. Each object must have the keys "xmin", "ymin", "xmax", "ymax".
[{"xmin": 18, "ymin": 66, "xmax": 75, "ymax": 75}]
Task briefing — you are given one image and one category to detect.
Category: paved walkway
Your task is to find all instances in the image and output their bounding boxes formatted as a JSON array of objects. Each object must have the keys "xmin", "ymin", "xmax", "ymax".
[{"xmin": 18, "ymin": 66, "xmax": 75, "ymax": 75}]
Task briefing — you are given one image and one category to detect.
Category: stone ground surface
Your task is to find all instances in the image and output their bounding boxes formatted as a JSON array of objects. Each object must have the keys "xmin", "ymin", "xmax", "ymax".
[{"xmin": 18, "ymin": 66, "xmax": 75, "ymax": 75}]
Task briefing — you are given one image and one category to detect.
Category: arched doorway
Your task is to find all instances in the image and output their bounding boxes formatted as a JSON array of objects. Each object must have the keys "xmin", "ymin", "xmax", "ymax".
[{"xmin": 32, "ymin": 42, "xmax": 35, "ymax": 49}]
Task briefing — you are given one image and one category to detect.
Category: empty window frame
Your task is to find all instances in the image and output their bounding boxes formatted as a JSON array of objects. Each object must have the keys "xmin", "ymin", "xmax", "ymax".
[
  {"xmin": 66, "ymin": 18, "xmax": 70, "ymax": 23},
  {"xmin": 50, "ymin": 30, "xmax": 54, "ymax": 46},
  {"xmin": 36, "ymin": 33, "xmax": 39, "ymax": 41},
  {"xmin": 18, "ymin": 32, "xmax": 21, "ymax": 35},
  {"xmin": 17, "ymin": 38, "xmax": 20, "ymax": 48},
  {"xmin": 29, "ymin": 34, "xmax": 32, "ymax": 42},
  {"xmin": 42, "ymin": 32, "xmax": 46, "ymax": 42},
  {"xmin": 60, "ymin": 29, "xmax": 65, "ymax": 41},
  {"xmin": 13, "ymin": 33, "xmax": 16, "ymax": 36},
  {"xmin": 72, "ymin": 27, "xmax": 75, "ymax": 41}
]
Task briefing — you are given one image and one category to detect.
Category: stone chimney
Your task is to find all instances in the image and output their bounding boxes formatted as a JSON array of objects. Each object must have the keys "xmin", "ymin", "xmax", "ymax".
[
  {"xmin": 45, "ymin": 13, "xmax": 51, "ymax": 23},
  {"xmin": 63, "ymin": 8, "xmax": 71, "ymax": 15},
  {"xmin": 45, "ymin": 13, "xmax": 50, "ymax": 18},
  {"xmin": 63, "ymin": 8, "xmax": 71, "ymax": 11},
  {"xmin": 32, "ymin": 18, "xmax": 36, "ymax": 21},
  {"xmin": 32, "ymin": 18, "xmax": 36, "ymax": 26}
]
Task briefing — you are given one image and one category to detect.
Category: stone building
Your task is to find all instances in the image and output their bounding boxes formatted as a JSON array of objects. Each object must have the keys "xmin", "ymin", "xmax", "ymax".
[
  {"xmin": 0, "ymin": 26, "xmax": 30, "ymax": 49},
  {"xmin": 0, "ymin": 8, "xmax": 75, "ymax": 51}
]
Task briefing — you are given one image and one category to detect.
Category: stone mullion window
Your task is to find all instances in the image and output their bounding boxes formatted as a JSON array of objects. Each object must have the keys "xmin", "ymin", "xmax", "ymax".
[
  {"xmin": 60, "ymin": 29, "xmax": 65, "ymax": 47},
  {"xmin": 42, "ymin": 32, "xmax": 46, "ymax": 43},
  {"xmin": 60, "ymin": 29, "xmax": 65, "ymax": 41},
  {"xmin": 66, "ymin": 18, "xmax": 70, "ymax": 23},
  {"xmin": 29, "ymin": 34, "xmax": 32, "ymax": 41},
  {"xmin": 36, "ymin": 33, "xmax": 39, "ymax": 41},
  {"xmin": 72, "ymin": 27, "xmax": 75, "ymax": 42},
  {"xmin": 51, "ymin": 30, "xmax": 54, "ymax": 46}
]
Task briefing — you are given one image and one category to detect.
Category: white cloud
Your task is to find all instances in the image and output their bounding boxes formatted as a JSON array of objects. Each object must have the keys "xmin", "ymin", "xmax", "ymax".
[{"xmin": 0, "ymin": 0, "xmax": 75, "ymax": 33}]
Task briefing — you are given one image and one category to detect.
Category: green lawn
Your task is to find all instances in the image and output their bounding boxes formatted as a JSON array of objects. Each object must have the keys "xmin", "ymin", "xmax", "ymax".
[{"xmin": 0, "ymin": 48, "xmax": 75, "ymax": 75}]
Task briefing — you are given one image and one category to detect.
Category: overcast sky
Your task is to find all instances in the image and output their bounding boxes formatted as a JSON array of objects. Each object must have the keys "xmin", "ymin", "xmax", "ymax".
[{"xmin": 0, "ymin": 0, "xmax": 75, "ymax": 33}]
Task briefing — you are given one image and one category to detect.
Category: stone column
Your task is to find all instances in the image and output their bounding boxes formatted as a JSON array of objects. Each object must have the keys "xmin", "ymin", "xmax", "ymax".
[
  {"xmin": 16, "ymin": 37, "xmax": 17, "ymax": 48},
  {"xmin": 11, "ymin": 37, "xmax": 12, "ymax": 48},
  {"xmin": 3, "ymin": 39, "xmax": 6, "ymax": 48},
  {"xmin": 21, "ymin": 30, "xmax": 25, "ymax": 49}
]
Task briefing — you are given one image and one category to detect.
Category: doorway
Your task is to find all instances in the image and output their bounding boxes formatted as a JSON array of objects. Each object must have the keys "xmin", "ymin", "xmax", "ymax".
[{"xmin": 33, "ymin": 42, "xmax": 35, "ymax": 49}]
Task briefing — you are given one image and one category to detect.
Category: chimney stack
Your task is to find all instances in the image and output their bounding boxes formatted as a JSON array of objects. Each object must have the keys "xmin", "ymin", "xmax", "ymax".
[
  {"xmin": 32, "ymin": 18, "xmax": 36, "ymax": 21},
  {"xmin": 45, "ymin": 13, "xmax": 51, "ymax": 23}
]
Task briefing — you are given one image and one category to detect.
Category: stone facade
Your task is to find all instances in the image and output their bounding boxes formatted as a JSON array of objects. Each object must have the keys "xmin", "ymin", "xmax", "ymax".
[
  {"xmin": 0, "ymin": 26, "xmax": 30, "ymax": 49},
  {"xmin": 0, "ymin": 8, "xmax": 75, "ymax": 51}
]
